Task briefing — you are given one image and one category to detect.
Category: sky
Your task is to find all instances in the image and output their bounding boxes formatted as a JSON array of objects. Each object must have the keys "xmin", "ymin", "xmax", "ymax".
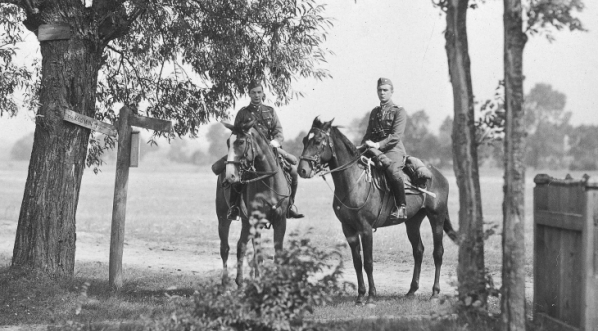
[{"xmin": 1, "ymin": 0, "xmax": 597, "ymax": 149}]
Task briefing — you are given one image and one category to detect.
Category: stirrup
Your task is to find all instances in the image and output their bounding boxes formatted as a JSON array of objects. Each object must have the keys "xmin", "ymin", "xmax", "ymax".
[
  {"xmin": 227, "ymin": 206, "xmax": 240, "ymax": 221},
  {"xmin": 287, "ymin": 205, "xmax": 304, "ymax": 219},
  {"xmin": 391, "ymin": 205, "xmax": 407, "ymax": 219}
]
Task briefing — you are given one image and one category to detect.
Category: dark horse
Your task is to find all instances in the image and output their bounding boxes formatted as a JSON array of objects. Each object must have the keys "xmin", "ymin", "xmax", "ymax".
[
  {"xmin": 298, "ymin": 117, "xmax": 457, "ymax": 305},
  {"xmin": 215, "ymin": 120, "xmax": 290, "ymax": 286}
]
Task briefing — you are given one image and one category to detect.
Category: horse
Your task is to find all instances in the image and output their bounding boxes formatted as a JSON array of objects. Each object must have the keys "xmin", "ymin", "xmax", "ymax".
[
  {"xmin": 215, "ymin": 119, "xmax": 291, "ymax": 287},
  {"xmin": 297, "ymin": 117, "xmax": 458, "ymax": 305}
]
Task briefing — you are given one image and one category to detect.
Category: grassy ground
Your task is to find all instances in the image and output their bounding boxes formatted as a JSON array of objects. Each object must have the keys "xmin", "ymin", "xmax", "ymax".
[{"xmin": 0, "ymin": 159, "xmax": 594, "ymax": 329}]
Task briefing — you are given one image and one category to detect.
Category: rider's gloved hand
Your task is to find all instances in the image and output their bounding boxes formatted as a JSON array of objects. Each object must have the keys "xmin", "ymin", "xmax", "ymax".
[
  {"xmin": 270, "ymin": 140, "xmax": 281, "ymax": 148},
  {"xmin": 365, "ymin": 140, "xmax": 380, "ymax": 149}
]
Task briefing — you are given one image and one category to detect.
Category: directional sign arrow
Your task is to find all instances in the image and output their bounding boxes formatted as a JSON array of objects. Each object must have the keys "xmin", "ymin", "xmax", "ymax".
[
  {"xmin": 129, "ymin": 114, "xmax": 173, "ymax": 133},
  {"xmin": 63, "ymin": 109, "xmax": 117, "ymax": 137}
]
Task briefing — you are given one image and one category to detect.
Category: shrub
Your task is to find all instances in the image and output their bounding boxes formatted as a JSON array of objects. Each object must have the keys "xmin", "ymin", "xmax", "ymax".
[
  {"xmin": 146, "ymin": 230, "xmax": 349, "ymax": 331},
  {"xmin": 10, "ymin": 133, "xmax": 34, "ymax": 161}
]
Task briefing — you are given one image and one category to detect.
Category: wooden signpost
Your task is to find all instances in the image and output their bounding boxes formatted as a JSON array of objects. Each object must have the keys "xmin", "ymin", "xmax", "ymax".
[
  {"xmin": 63, "ymin": 109, "xmax": 117, "ymax": 137},
  {"xmin": 109, "ymin": 106, "xmax": 172, "ymax": 289},
  {"xmin": 62, "ymin": 106, "xmax": 172, "ymax": 290}
]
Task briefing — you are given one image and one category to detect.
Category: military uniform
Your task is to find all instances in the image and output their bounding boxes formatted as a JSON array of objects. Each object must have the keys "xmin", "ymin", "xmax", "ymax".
[
  {"xmin": 234, "ymin": 103, "xmax": 283, "ymax": 145},
  {"xmin": 361, "ymin": 100, "xmax": 407, "ymax": 165},
  {"xmin": 226, "ymin": 101, "xmax": 303, "ymax": 220},
  {"xmin": 361, "ymin": 78, "xmax": 408, "ymax": 219}
]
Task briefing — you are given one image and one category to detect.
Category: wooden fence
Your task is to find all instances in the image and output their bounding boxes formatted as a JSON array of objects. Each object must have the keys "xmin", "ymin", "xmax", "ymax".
[{"xmin": 534, "ymin": 174, "xmax": 598, "ymax": 331}]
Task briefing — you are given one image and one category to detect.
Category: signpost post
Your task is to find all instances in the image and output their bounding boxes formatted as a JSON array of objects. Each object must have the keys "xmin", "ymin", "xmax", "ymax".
[
  {"xmin": 108, "ymin": 106, "xmax": 172, "ymax": 289},
  {"xmin": 61, "ymin": 105, "xmax": 172, "ymax": 290}
]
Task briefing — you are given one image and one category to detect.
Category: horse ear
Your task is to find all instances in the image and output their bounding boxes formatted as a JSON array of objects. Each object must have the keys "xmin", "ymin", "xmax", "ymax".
[
  {"xmin": 312, "ymin": 116, "xmax": 322, "ymax": 128},
  {"xmin": 322, "ymin": 118, "xmax": 335, "ymax": 130},
  {"xmin": 221, "ymin": 121, "xmax": 235, "ymax": 132},
  {"xmin": 241, "ymin": 118, "xmax": 255, "ymax": 133}
]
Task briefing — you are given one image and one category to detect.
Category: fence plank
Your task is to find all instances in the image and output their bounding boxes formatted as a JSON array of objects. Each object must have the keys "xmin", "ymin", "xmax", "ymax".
[
  {"xmin": 535, "ymin": 210, "xmax": 584, "ymax": 231},
  {"xmin": 558, "ymin": 228, "xmax": 582, "ymax": 327},
  {"xmin": 534, "ymin": 175, "xmax": 598, "ymax": 331},
  {"xmin": 582, "ymin": 186, "xmax": 598, "ymax": 330}
]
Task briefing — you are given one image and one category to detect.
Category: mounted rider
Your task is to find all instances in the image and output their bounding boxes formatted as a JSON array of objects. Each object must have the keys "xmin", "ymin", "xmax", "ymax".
[
  {"xmin": 361, "ymin": 77, "xmax": 408, "ymax": 219},
  {"xmin": 226, "ymin": 80, "xmax": 304, "ymax": 221}
]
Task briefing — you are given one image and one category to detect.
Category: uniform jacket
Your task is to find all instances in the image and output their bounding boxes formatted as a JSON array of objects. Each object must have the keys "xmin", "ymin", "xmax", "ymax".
[
  {"xmin": 361, "ymin": 100, "xmax": 407, "ymax": 163},
  {"xmin": 234, "ymin": 103, "xmax": 284, "ymax": 145}
]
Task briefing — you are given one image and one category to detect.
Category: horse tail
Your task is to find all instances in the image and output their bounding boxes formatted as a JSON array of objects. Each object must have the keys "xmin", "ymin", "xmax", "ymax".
[{"xmin": 443, "ymin": 212, "xmax": 458, "ymax": 243}]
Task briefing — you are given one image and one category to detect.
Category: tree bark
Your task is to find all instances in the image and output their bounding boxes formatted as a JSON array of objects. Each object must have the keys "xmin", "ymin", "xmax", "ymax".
[
  {"xmin": 444, "ymin": 0, "xmax": 486, "ymax": 303},
  {"xmin": 502, "ymin": 0, "xmax": 528, "ymax": 329},
  {"xmin": 11, "ymin": 1, "xmax": 103, "ymax": 276}
]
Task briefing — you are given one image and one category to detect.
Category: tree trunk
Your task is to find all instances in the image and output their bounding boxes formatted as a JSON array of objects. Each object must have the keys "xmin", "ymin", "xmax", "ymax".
[
  {"xmin": 444, "ymin": 0, "xmax": 486, "ymax": 303},
  {"xmin": 11, "ymin": 4, "xmax": 103, "ymax": 276},
  {"xmin": 502, "ymin": 0, "xmax": 528, "ymax": 329}
]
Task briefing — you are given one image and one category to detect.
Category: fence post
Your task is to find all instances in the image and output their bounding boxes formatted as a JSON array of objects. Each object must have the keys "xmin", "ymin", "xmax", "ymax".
[{"xmin": 582, "ymin": 177, "xmax": 598, "ymax": 331}]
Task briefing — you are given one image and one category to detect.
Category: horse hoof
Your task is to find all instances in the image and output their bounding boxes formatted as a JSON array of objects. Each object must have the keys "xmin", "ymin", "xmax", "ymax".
[
  {"xmin": 366, "ymin": 302, "xmax": 376, "ymax": 308},
  {"xmin": 430, "ymin": 296, "xmax": 440, "ymax": 304},
  {"xmin": 405, "ymin": 292, "xmax": 416, "ymax": 298},
  {"xmin": 355, "ymin": 299, "xmax": 366, "ymax": 306}
]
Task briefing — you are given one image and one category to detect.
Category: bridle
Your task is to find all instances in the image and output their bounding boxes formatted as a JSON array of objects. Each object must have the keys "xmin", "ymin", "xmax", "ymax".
[
  {"xmin": 225, "ymin": 131, "xmax": 277, "ymax": 184},
  {"xmin": 299, "ymin": 126, "xmax": 365, "ymax": 176},
  {"xmin": 299, "ymin": 126, "xmax": 372, "ymax": 211},
  {"xmin": 298, "ymin": 127, "xmax": 337, "ymax": 174}
]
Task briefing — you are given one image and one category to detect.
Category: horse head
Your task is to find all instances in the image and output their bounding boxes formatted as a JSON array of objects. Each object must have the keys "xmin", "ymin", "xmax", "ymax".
[
  {"xmin": 222, "ymin": 119, "xmax": 258, "ymax": 185},
  {"xmin": 298, "ymin": 117, "xmax": 335, "ymax": 179}
]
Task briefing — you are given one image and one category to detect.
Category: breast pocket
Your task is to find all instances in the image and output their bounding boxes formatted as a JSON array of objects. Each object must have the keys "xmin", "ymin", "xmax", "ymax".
[
  {"xmin": 383, "ymin": 116, "xmax": 394, "ymax": 130},
  {"xmin": 262, "ymin": 113, "xmax": 273, "ymax": 127}
]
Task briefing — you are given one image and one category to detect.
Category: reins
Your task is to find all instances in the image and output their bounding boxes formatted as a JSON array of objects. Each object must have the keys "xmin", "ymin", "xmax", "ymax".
[{"xmin": 301, "ymin": 126, "xmax": 373, "ymax": 211}]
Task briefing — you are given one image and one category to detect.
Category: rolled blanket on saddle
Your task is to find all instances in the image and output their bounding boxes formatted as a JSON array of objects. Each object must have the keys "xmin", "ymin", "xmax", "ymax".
[
  {"xmin": 211, "ymin": 147, "xmax": 298, "ymax": 176},
  {"xmin": 364, "ymin": 147, "xmax": 432, "ymax": 184}
]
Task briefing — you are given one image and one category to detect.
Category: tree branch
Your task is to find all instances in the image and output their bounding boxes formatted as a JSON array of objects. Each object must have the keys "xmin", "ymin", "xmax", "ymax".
[
  {"xmin": 0, "ymin": 0, "xmax": 23, "ymax": 6},
  {"xmin": 99, "ymin": 4, "xmax": 146, "ymax": 45}
]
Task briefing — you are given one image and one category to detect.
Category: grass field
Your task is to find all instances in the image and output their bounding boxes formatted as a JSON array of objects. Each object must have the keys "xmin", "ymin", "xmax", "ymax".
[{"xmin": 0, "ymin": 157, "xmax": 594, "ymax": 328}]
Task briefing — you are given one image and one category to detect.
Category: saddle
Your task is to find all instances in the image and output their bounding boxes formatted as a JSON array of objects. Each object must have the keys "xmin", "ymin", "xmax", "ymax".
[
  {"xmin": 360, "ymin": 155, "xmax": 432, "ymax": 194},
  {"xmin": 359, "ymin": 155, "xmax": 432, "ymax": 229}
]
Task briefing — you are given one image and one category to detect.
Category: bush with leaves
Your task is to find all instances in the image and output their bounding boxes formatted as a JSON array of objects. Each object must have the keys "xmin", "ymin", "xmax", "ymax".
[{"xmin": 146, "ymin": 230, "xmax": 349, "ymax": 331}]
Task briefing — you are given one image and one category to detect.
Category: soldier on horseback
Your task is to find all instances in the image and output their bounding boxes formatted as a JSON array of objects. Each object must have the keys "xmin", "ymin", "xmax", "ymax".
[
  {"xmin": 226, "ymin": 80, "xmax": 304, "ymax": 221},
  {"xmin": 361, "ymin": 77, "xmax": 408, "ymax": 219}
]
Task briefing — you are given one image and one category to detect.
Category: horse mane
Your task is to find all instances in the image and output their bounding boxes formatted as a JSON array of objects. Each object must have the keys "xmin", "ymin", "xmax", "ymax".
[{"xmin": 331, "ymin": 126, "xmax": 358, "ymax": 157}]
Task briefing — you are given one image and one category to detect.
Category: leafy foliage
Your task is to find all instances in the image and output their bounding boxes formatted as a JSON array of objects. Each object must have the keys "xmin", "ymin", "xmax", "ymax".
[
  {"xmin": 95, "ymin": 0, "xmax": 333, "ymax": 138},
  {"xmin": 9, "ymin": 132, "xmax": 33, "ymax": 161},
  {"xmin": 145, "ymin": 231, "xmax": 349, "ymax": 331},
  {"xmin": 1, "ymin": 0, "xmax": 334, "ymax": 169},
  {"xmin": 524, "ymin": 83, "xmax": 571, "ymax": 169},
  {"xmin": 0, "ymin": 5, "xmax": 33, "ymax": 117},
  {"xmin": 567, "ymin": 124, "xmax": 598, "ymax": 170},
  {"xmin": 526, "ymin": 0, "xmax": 585, "ymax": 42}
]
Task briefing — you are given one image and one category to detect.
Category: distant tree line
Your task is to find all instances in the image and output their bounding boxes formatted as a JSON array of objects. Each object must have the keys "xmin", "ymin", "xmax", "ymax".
[{"xmin": 9, "ymin": 83, "xmax": 597, "ymax": 171}]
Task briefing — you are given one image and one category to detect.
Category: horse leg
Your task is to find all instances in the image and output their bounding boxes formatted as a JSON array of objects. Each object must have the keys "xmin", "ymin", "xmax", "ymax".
[
  {"xmin": 218, "ymin": 215, "xmax": 232, "ymax": 286},
  {"xmin": 342, "ymin": 224, "xmax": 366, "ymax": 305},
  {"xmin": 361, "ymin": 226, "xmax": 377, "ymax": 306},
  {"xmin": 235, "ymin": 218, "xmax": 251, "ymax": 287},
  {"xmin": 272, "ymin": 217, "xmax": 287, "ymax": 257},
  {"xmin": 250, "ymin": 224, "xmax": 262, "ymax": 278},
  {"xmin": 405, "ymin": 211, "xmax": 426, "ymax": 297},
  {"xmin": 428, "ymin": 210, "xmax": 446, "ymax": 298}
]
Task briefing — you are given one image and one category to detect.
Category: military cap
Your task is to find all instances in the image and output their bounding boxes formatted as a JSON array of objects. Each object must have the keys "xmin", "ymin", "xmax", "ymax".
[
  {"xmin": 248, "ymin": 80, "xmax": 263, "ymax": 91},
  {"xmin": 377, "ymin": 77, "xmax": 393, "ymax": 87}
]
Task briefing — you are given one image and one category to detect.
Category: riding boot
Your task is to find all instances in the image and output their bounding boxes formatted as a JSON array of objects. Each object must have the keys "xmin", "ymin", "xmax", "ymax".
[
  {"xmin": 287, "ymin": 167, "xmax": 304, "ymax": 219},
  {"xmin": 386, "ymin": 164, "xmax": 407, "ymax": 219},
  {"xmin": 227, "ymin": 184, "xmax": 243, "ymax": 221}
]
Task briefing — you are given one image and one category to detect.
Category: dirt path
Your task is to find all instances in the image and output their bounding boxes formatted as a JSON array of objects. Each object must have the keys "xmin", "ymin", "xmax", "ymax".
[{"xmin": 0, "ymin": 220, "xmax": 457, "ymax": 297}]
